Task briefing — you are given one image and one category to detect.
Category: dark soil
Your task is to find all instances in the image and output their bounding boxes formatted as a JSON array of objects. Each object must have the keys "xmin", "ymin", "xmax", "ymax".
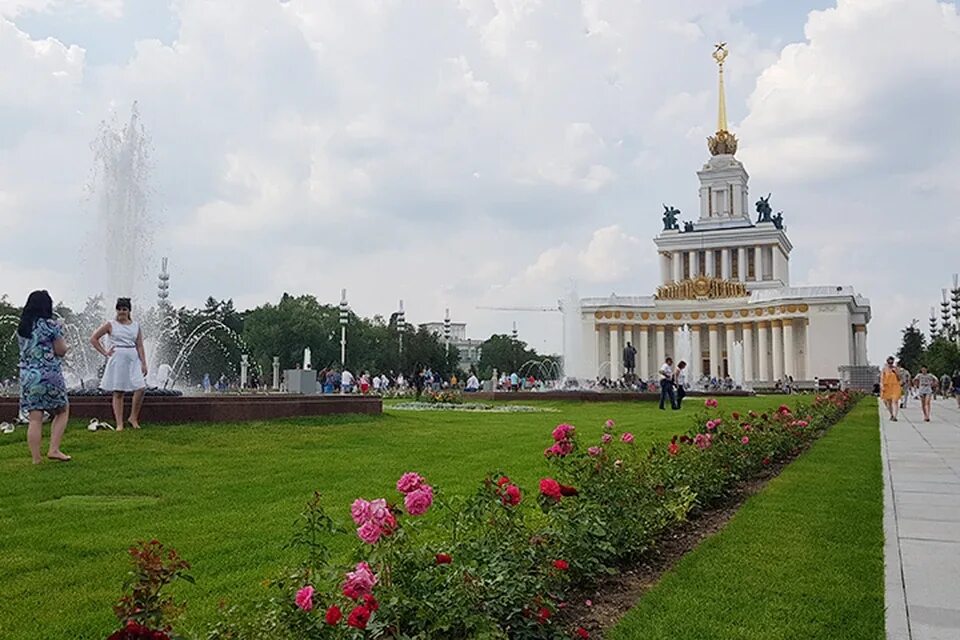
[{"xmin": 560, "ymin": 456, "xmax": 798, "ymax": 638}]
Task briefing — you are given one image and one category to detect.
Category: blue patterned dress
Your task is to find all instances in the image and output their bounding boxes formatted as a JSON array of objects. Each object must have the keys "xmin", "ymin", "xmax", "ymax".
[{"xmin": 18, "ymin": 318, "xmax": 69, "ymax": 414}]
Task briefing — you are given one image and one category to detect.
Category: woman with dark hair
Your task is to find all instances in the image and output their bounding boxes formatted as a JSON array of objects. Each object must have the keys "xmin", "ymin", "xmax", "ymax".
[
  {"xmin": 17, "ymin": 290, "xmax": 71, "ymax": 463},
  {"xmin": 90, "ymin": 297, "xmax": 148, "ymax": 430}
]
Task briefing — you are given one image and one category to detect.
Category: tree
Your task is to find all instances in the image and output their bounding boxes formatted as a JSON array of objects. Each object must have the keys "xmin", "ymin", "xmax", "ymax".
[
  {"xmin": 896, "ymin": 320, "xmax": 926, "ymax": 373},
  {"xmin": 0, "ymin": 295, "xmax": 20, "ymax": 380},
  {"xmin": 925, "ymin": 336, "xmax": 960, "ymax": 377},
  {"xmin": 476, "ymin": 334, "xmax": 547, "ymax": 379}
]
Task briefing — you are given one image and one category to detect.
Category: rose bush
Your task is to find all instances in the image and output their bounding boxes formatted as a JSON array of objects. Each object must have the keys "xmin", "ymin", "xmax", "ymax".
[{"xmin": 176, "ymin": 392, "xmax": 859, "ymax": 639}]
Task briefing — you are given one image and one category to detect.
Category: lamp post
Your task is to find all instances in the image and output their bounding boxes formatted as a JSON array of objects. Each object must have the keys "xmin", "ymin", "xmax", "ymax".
[
  {"xmin": 952, "ymin": 273, "xmax": 960, "ymax": 346},
  {"xmin": 443, "ymin": 308, "xmax": 451, "ymax": 357},
  {"xmin": 240, "ymin": 354, "xmax": 249, "ymax": 389},
  {"xmin": 397, "ymin": 299, "xmax": 406, "ymax": 366},
  {"xmin": 272, "ymin": 356, "xmax": 280, "ymax": 391},
  {"xmin": 339, "ymin": 288, "xmax": 349, "ymax": 366}
]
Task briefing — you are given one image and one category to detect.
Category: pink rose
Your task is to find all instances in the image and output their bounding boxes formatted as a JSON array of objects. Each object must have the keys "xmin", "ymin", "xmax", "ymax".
[
  {"xmin": 404, "ymin": 485, "xmax": 434, "ymax": 516},
  {"xmin": 295, "ymin": 585, "xmax": 314, "ymax": 611},
  {"xmin": 396, "ymin": 472, "xmax": 425, "ymax": 494},
  {"xmin": 601, "ymin": 433, "xmax": 613, "ymax": 444},
  {"xmin": 342, "ymin": 562, "xmax": 377, "ymax": 599},
  {"xmin": 350, "ymin": 499, "xmax": 371, "ymax": 526},
  {"xmin": 552, "ymin": 423, "xmax": 576, "ymax": 441},
  {"xmin": 620, "ymin": 432, "xmax": 634, "ymax": 444},
  {"xmin": 548, "ymin": 440, "xmax": 574, "ymax": 457},
  {"xmin": 368, "ymin": 498, "xmax": 390, "ymax": 525},
  {"xmin": 694, "ymin": 433, "xmax": 712, "ymax": 450},
  {"xmin": 587, "ymin": 446, "xmax": 603, "ymax": 457},
  {"xmin": 604, "ymin": 419, "xmax": 615, "ymax": 431},
  {"xmin": 356, "ymin": 520, "xmax": 382, "ymax": 544},
  {"xmin": 705, "ymin": 398, "xmax": 718, "ymax": 408},
  {"xmin": 706, "ymin": 420, "xmax": 717, "ymax": 431},
  {"xmin": 741, "ymin": 436, "xmax": 750, "ymax": 445}
]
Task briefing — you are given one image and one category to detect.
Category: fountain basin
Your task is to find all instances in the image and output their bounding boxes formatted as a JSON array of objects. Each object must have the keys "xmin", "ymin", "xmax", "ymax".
[{"xmin": 0, "ymin": 394, "xmax": 381, "ymax": 424}]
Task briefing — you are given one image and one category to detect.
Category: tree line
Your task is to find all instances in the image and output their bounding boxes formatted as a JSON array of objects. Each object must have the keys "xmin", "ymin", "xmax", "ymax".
[{"xmin": 896, "ymin": 320, "xmax": 960, "ymax": 376}]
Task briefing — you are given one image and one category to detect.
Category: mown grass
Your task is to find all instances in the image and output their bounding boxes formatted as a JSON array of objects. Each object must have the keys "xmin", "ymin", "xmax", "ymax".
[
  {"xmin": 0, "ymin": 396, "xmax": 856, "ymax": 640},
  {"xmin": 609, "ymin": 398, "xmax": 884, "ymax": 640}
]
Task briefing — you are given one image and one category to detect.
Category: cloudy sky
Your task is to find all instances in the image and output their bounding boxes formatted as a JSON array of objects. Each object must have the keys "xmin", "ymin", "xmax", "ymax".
[{"xmin": 1, "ymin": 0, "xmax": 958, "ymax": 363}]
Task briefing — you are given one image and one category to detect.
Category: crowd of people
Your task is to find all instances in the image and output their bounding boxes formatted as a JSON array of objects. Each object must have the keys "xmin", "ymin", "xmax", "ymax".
[{"xmin": 880, "ymin": 356, "xmax": 960, "ymax": 422}]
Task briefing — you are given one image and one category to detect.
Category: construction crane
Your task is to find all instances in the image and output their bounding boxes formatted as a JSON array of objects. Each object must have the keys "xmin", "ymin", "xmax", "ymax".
[{"xmin": 476, "ymin": 303, "xmax": 568, "ymax": 364}]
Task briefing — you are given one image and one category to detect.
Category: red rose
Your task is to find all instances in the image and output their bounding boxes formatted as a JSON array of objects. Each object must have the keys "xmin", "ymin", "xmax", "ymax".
[
  {"xmin": 497, "ymin": 476, "xmax": 511, "ymax": 487},
  {"xmin": 324, "ymin": 605, "xmax": 343, "ymax": 625},
  {"xmin": 762, "ymin": 457, "xmax": 771, "ymax": 465},
  {"xmin": 559, "ymin": 484, "xmax": 578, "ymax": 497},
  {"xmin": 536, "ymin": 606, "xmax": 551, "ymax": 624},
  {"xmin": 347, "ymin": 605, "xmax": 371, "ymax": 629},
  {"xmin": 539, "ymin": 478, "xmax": 562, "ymax": 500},
  {"xmin": 552, "ymin": 559, "xmax": 569, "ymax": 571},
  {"xmin": 731, "ymin": 412, "xmax": 740, "ymax": 420},
  {"xmin": 668, "ymin": 442, "xmax": 680, "ymax": 456},
  {"xmin": 576, "ymin": 627, "xmax": 590, "ymax": 638},
  {"xmin": 435, "ymin": 553, "xmax": 453, "ymax": 565},
  {"xmin": 502, "ymin": 484, "xmax": 522, "ymax": 506},
  {"xmin": 363, "ymin": 594, "xmax": 379, "ymax": 612}
]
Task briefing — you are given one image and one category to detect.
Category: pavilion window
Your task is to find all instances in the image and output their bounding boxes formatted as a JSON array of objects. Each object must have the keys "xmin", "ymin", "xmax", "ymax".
[
  {"xmin": 698, "ymin": 251, "xmax": 706, "ymax": 276},
  {"xmin": 747, "ymin": 251, "xmax": 755, "ymax": 279},
  {"xmin": 731, "ymin": 250, "xmax": 739, "ymax": 280}
]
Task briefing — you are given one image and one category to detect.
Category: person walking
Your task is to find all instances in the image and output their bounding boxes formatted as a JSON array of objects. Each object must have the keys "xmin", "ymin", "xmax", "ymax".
[
  {"xmin": 939, "ymin": 372, "xmax": 952, "ymax": 400},
  {"xmin": 953, "ymin": 370, "xmax": 960, "ymax": 409},
  {"xmin": 658, "ymin": 356, "xmax": 677, "ymax": 410},
  {"xmin": 18, "ymin": 290, "xmax": 71, "ymax": 464},
  {"xmin": 914, "ymin": 366, "xmax": 938, "ymax": 422},
  {"xmin": 90, "ymin": 298, "xmax": 148, "ymax": 430},
  {"xmin": 897, "ymin": 361, "xmax": 912, "ymax": 409},
  {"xmin": 674, "ymin": 360, "xmax": 688, "ymax": 408},
  {"xmin": 880, "ymin": 356, "xmax": 903, "ymax": 421}
]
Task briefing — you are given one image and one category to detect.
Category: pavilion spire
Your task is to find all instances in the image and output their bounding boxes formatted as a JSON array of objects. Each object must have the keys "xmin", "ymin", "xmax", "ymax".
[{"xmin": 707, "ymin": 43, "xmax": 738, "ymax": 156}]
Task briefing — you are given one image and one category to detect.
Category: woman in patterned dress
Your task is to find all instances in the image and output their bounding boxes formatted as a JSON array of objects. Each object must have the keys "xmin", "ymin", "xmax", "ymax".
[{"xmin": 17, "ymin": 290, "xmax": 71, "ymax": 464}]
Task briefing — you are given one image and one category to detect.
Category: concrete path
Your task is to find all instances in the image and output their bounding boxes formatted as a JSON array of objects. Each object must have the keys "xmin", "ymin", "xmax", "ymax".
[{"xmin": 881, "ymin": 398, "xmax": 960, "ymax": 640}]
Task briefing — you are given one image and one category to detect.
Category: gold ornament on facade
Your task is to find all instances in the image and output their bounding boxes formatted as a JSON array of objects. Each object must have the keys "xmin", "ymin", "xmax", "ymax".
[
  {"xmin": 707, "ymin": 43, "xmax": 739, "ymax": 156},
  {"xmin": 626, "ymin": 311, "xmax": 634, "ymax": 319},
  {"xmin": 614, "ymin": 311, "xmax": 621, "ymax": 319},
  {"xmin": 656, "ymin": 312, "xmax": 666, "ymax": 320},
  {"xmin": 723, "ymin": 310, "xmax": 733, "ymax": 318},
  {"xmin": 787, "ymin": 304, "xmax": 798, "ymax": 313},
  {"xmin": 799, "ymin": 304, "xmax": 809, "ymax": 312},
  {"xmin": 603, "ymin": 311, "xmax": 613, "ymax": 319},
  {"xmin": 673, "ymin": 312, "xmax": 682, "ymax": 320},
  {"xmin": 641, "ymin": 312, "xmax": 649, "ymax": 320},
  {"xmin": 707, "ymin": 310, "xmax": 717, "ymax": 319},
  {"xmin": 691, "ymin": 312, "xmax": 700, "ymax": 319},
  {"xmin": 655, "ymin": 276, "xmax": 748, "ymax": 301},
  {"xmin": 594, "ymin": 311, "xmax": 603, "ymax": 319},
  {"xmin": 739, "ymin": 309, "xmax": 749, "ymax": 317}
]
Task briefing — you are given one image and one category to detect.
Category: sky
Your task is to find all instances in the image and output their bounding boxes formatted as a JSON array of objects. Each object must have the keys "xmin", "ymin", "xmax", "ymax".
[{"xmin": 0, "ymin": 0, "xmax": 958, "ymax": 364}]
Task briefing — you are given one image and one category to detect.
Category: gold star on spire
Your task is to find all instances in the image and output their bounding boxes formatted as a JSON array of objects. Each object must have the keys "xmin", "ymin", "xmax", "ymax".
[{"xmin": 707, "ymin": 42, "xmax": 738, "ymax": 156}]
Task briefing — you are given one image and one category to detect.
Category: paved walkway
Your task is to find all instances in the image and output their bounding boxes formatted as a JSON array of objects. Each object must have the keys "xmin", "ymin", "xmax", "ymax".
[{"xmin": 881, "ymin": 398, "xmax": 960, "ymax": 640}]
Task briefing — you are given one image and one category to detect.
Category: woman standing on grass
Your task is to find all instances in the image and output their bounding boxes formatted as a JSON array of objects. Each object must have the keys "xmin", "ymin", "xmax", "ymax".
[
  {"xmin": 18, "ymin": 290, "xmax": 71, "ymax": 464},
  {"xmin": 880, "ymin": 356, "xmax": 902, "ymax": 421},
  {"xmin": 913, "ymin": 366, "xmax": 938, "ymax": 423},
  {"xmin": 90, "ymin": 298, "xmax": 148, "ymax": 430}
]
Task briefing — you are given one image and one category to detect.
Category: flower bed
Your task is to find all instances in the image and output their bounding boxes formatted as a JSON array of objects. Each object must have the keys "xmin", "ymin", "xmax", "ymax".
[
  {"xmin": 113, "ymin": 391, "xmax": 858, "ymax": 640},
  {"xmin": 391, "ymin": 401, "xmax": 558, "ymax": 413}
]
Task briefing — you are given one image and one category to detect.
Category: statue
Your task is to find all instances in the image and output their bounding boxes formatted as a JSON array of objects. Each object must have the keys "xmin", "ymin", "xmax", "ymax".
[
  {"xmin": 755, "ymin": 193, "xmax": 773, "ymax": 223},
  {"xmin": 662, "ymin": 205, "xmax": 680, "ymax": 231},
  {"xmin": 772, "ymin": 211, "xmax": 784, "ymax": 230},
  {"xmin": 683, "ymin": 221, "xmax": 694, "ymax": 232}
]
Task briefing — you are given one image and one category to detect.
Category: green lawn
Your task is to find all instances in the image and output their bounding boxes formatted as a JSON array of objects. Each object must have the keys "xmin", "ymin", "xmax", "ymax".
[
  {"xmin": 610, "ymin": 398, "xmax": 884, "ymax": 640},
  {"xmin": 0, "ymin": 396, "xmax": 867, "ymax": 640}
]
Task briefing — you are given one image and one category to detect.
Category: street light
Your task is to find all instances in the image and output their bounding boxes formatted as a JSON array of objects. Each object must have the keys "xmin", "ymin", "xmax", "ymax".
[
  {"xmin": 339, "ymin": 288, "xmax": 349, "ymax": 366},
  {"xmin": 397, "ymin": 299, "xmax": 406, "ymax": 363},
  {"xmin": 443, "ymin": 308, "xmax": 451, "ymax": 357}
]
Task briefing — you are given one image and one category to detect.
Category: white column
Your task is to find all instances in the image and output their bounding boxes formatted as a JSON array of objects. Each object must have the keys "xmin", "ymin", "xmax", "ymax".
[
  {"xmin": 690, "ymin": 325, "xmax": 702, "ymax": 381},
  {"xmin": 783, "ymin": 319, "xmax": 795, "ymax": 379},
  {"xmin": 753, "ymin": 246, "xmax": 763, "ymax": 281},
  {"xmin": 672, "ymin": 252, "xmax": 682, "ymax": 283},
  {"xmin": 757, "ymin": 321, "xmax": 769, "ymax": 381},
  {"xmin": 655, "ymin": 326, "xmax": 666, "ymax": 369},
  {"xmin": 854, "ymin": 325, "xmax": 867, "ymax": 366},
  {"xmin": 708, "ymin": 325, "xmax": 720, "ymax": 379},
  {"xmin": 725, "ymin": 324, "xmax": 736, "ymax": 378},
  {"xmin": 691, "ymin": 251, "xmax": 700, "ymax": 277},
  {"xmin": 771, "ymin": 248, "xmax": 780, "ymax": 283},
  {"xmin": 659, "ymin": 253, "xmax": 671, "ymax": 285},
  {"xmin": 721, "ymin": 248, "xmax": 731, "ymax": 280},
  {"xmin": 596, "ymin": 325, "xmax": 605, "ymax": 378},
  {"xmin": 705, "ymin": 249, "xmax": 715, "ymax": 277},
  {"xmin": 639, "ymin": 326, "xmax": 650, "ymax": 379},
  {"xmin": 737, "ymin": 247, "xmax": 747, "ymax": 281},
  {"xmin": 742, "ymin": 322, "xmax": 754, "ymax": 382},
  {"xmin": 610, "ymin": 325, "xmax": 622, "ymax": 380},
  {"xmin": 772, "ymin": 320, "xmax": 784, "ymax": 381}
]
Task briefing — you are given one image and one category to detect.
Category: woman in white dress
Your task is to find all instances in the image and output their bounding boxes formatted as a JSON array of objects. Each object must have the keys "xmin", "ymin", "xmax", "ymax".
[{"xmin": 90, "ymin": 298, "xmax": 148, "ymax": 430}]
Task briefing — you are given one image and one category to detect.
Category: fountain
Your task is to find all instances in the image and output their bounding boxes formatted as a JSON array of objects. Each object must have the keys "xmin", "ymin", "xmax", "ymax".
[
  {"xmin": 731, "ymin": 341, "xmax": 745, "ymax": 390},
  {"xmin": 560, "ymin": 283, "xmax": 586, "ymax": 383}
]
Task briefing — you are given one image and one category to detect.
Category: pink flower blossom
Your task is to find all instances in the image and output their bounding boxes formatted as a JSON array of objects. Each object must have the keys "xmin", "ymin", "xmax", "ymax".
[
  {"xmin": 601, "ymin": 433, "xmax": 613, "ymax": 444},
  {"xmin": 741, "ymin": 436, "xmax": 750, "ymax": 445},
  {"xmin": 604, "ymin": 419, "xmax": 615, "ymax": 431},
  {"xmin": 342, "ymin": 562, "xmax": 377, "ymax": 600},
  {"xmin": 620, "ymin": 432, "xmax": 634, "ymax": 444},
  {"xmin": 694, "ymin": 433, "xmax": 713, "ymax": 450},
  {"xmin": 742, "ymin": 424, "xmax": 752, "ymax": 432},
  {"xmin": 588, "ymin": 446, "xmax": 603, "ymax": 457},
  {"xmin": 668, "ymin": 442, "xmax": 680, "ymax": 456},
  {"xmin": 350, "ymin": 499, "xmax": 372, "ymax": 526},
  {"xmin": 368, "ymin": 498, "xmax": 390, "ymax": 524},
  {"xmin": 547, "ymin": 440, "xmax": 574, "ymax": 457},
  {"xmin": 705, "ymin": 398, "xmax": 719, "ymax": 408},
  {"xmin": 396, "ymin": 472, "xmax": 425, "ymax": 494},
  {"xmin": 357, "ymin": 520, "xmax": 383, "ymax": 544},
  {"xmin": 403, "ymin": 485, "xmax": 434, "ymax": 516},
  {"xmin": 706, "ymin": 420, "xmax": 717, "ymax": 431},
  {"xmin": 295, "ymin": 585, "xmax": 314, "ymax": 611},
  {"xmin": 552, "ymin": 423, "xmax": 576, "ymax": 441}
]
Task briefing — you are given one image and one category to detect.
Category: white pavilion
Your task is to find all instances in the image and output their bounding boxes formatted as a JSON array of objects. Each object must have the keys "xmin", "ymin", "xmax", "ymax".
[{"xmin": 578, "ymin": 45, "xmax": 871, "ymax": 386}]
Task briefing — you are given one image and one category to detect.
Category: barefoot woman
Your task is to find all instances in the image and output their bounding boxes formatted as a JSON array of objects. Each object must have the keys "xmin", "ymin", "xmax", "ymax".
[
  {"xmin": 18, "ymin": 290, "xmax": 71, "ymax": 463},
  {"xmin": 91, "ymin": 298, "xmax": 148, "ymax": 430}
]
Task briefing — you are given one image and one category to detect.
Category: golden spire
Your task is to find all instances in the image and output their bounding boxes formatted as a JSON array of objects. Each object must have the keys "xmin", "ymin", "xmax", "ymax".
[{"xmin": 707, "ymin": 42, "xmax": 738, "ymax": 156}]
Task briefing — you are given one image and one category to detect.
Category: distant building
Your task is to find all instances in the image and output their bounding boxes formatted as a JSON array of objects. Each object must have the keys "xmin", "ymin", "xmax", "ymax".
[{"xmin": 421, "ymin": 321, "xmax": 484, "ymax": 372}]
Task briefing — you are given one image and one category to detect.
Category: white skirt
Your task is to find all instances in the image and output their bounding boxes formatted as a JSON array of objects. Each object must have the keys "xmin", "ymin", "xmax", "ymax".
[{"xmin": 100, "ymin": 348, "xmax": 146, "ymax": 392}]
